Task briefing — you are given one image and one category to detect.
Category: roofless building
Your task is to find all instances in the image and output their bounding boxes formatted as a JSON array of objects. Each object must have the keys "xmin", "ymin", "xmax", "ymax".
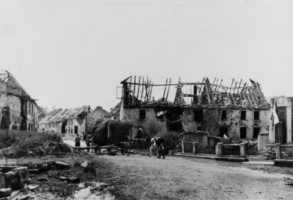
[{"xmin": 119, "ymin": 76, "xmax": 270, "ymax": 140}]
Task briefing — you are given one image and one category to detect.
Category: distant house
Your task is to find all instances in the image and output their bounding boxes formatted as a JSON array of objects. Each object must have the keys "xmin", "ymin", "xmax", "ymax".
[
  {"xmin": 0, "ymin": 70, "xmax": 38, "ymax": 131},
  {"xmin": 38, "ymin": 106, "xmax": 91, "ymax": 136},
  {"xmin": 85, "ymin": 106, "xmax": 108, "ymax": 133}
]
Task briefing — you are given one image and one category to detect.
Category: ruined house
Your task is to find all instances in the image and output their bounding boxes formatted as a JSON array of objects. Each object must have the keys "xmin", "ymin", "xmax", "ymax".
[
  {"xmin": 119, "ymin": 76, "xmax": 271, "ymax": 140},
  {"xmin": 38, "ymin": 106, "xmax": 91, "ymax": 136},
  {"xmin": 0, "ymin": 70, "xmax": 38, "ymax": 131}
]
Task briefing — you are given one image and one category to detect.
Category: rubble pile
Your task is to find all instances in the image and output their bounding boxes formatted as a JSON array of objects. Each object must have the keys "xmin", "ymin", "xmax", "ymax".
[
  {"xmin": 0, "ymin": 166, "xmax": 29, "ymax": 199},
  {"xmin": 0, "ymin": 155, "xmax": 116, "ymax": 200},
  {"xmin": 1, "ymin": 142, "xmax": 73, "ymax": 158},
  {"xmin": 263, "ymin": 148, "xmax": 276, "ymax": 160}
]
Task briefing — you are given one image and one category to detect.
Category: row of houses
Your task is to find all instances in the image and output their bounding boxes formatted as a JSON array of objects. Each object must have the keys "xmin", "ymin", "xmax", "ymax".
[
  {"xmin": 0, "ymin": 70, "xmax": 110, "ymax": 135},
  {"xmin": 38, "ymin": 106, "xmax": 109, "ymax": 136},
  {"xmin": 0, "ymin": 71, "xmax": 291, "ymax": 148}
]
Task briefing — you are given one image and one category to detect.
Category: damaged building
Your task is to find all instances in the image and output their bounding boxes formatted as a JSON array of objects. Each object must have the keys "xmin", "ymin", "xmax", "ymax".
[
  {"xmin": 0, "ymin": 70, "xmax": 38, "ymax": 131},
  {"xmin": 38, "ymin": 106, "xmax": 91, "ymax": 136},
  {"xmin": 119, "ymin": 76, "xmax": 271, "ymax": 141}
]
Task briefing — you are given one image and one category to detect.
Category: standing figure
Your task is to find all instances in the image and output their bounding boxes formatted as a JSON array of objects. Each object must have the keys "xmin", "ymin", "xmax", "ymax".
[
  {"xmin": 155, "ymin": 137, "xmax": 165, "ymax": 159},
  {"xmin": 149, "ymin": 136, "xmax": 157, "ymax": 157},
  {"xmin": 75, "ymin": 134, "xmax": 81, "ymax": 147}
]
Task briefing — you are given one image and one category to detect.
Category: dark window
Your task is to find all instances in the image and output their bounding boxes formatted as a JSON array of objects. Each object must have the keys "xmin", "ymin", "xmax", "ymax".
[
  {"xmin": 240, "ymin": 111, "xmax": 246, "ymax": 120},
  {"xmin": 240, "ymin": 127, "xmax": 247, "ymax": 139},
  {"xmin": 254, "ymin": 111, "xmax": 260, "ymax": 120},
  {"xmin": 197, "ymin": 126, "xmax": 203, "ymax": 131},
  {"xmin": 194, "ymin": 109, "xmax": 203, "ymax": 123},
  {"xmin": 253, "ymin": 127, "xmax": 260, "ymax": 138},
  {"xmin": 139, "ymin": 109, "xmax": 146, "ymax": 120},
  {"xmin": 221, "ymin": 110, "xmax": 227, "ymax": 120},
  {"xmin": 219, "ymin": 127, "xmax": 228, "ymax": 137},
  {"xmin": 74, "ymin": 126, "xmax": 78, "ymax": 134}
]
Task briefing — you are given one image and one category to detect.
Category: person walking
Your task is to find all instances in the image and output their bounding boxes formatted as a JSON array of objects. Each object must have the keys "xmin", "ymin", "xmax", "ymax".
[{"xmin": 85, "ymin": 135, "xmax": 92, "ymax": 152}]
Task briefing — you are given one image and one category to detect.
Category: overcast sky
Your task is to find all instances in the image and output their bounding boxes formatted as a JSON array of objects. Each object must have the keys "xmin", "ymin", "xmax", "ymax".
[{"xmin": 1, "ymin": 0, "xmax": 292, "ymax": 111}]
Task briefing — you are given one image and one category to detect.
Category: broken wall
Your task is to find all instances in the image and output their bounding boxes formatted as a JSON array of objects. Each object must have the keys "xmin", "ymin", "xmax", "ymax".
[
  {"xmin": 182, "ymin": 109, "xmax": 197, "ymax": 132},
  {"xmin": 120, "ymin": 107, "xmax": 167, "ymax": 136},
  {"xmin": 121, "ymin": 104, "xmax": 269, "ymax": 141},
  {"xmin": 203, "ymin": 109, "xmax": 220, "ymax": 136},
  {"xmin": 216, "ymin": 109, "xmax": 269, "ymax": 140},
  {"xmin": 0, "ymin": 94, "xmax": 22, "ymax": 130}
]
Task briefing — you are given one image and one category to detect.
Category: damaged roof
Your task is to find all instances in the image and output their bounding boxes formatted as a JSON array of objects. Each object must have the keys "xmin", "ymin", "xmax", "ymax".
[
  {"xmin": 39, "ymin": 106, "xmax": 91, "ymax": 124},
  {"xmin": 121, "ymin": 76, "xmax": 270, "ymax": 110},
  {"xmin": 0, "ymin": 70, "xmax": 37, "ymax": 103}
]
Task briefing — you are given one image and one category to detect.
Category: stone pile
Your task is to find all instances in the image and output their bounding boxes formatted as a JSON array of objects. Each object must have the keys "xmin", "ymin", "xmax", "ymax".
[{"xmin": 0, "ymin": 166, "xmax": 29, "ymax": 199}]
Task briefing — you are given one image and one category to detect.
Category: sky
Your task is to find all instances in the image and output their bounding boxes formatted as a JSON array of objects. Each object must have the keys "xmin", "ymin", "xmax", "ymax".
[{"xmin": 0, "ymin": 0, "xmax": 293, "ymax": 111}]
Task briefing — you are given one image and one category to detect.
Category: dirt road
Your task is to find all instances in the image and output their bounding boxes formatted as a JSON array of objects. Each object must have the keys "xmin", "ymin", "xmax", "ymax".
[{"xmin": 98, "ymin": 155, "xmax": 292, "ymax": 200}]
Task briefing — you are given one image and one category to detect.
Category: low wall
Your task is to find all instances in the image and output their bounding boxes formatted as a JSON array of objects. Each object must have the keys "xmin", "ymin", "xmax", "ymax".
[
  {"xmin": 258, "ymin": 132, "xmax": 269, "ymax": 151},
  {"xmin": 216, "ymin": 143, "xmax": 246, "ymax": 158},
  {"xmin": 207, "ymin": 136, "xmax": 217, "ymax": 147},
  {"xmin": 181, "ymin": 141, "xmax": 197, "ymax": 154},
  {"xmin": 267, "ymin": 143, "xmax": 293, "ymax": 159},
  {"xmin": 223, "ymin": 144, "xmax": 240, "ymax": 155},
  {"xmin": 281, "ymin": 145, "xmax": 293, "ymax": 158},
  {"xmin": 182, "ymin": 132, "xmax": 208, "ymax": 150}
]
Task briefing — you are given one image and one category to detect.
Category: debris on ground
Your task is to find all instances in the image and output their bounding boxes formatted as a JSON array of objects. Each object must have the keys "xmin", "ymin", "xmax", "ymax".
[
  {"xmin": 263, "ymin": 148, "xmax": 276, "ymax": 160},
  {"xmin": 0, "ymin": 154, "xmax": 116, "ymax": 200}
]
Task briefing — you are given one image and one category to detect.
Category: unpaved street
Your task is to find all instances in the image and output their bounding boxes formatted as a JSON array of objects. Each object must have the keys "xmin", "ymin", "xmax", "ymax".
[{"xmin": 98, "ymin": 155, "xmax": 292, "ymax": 200}]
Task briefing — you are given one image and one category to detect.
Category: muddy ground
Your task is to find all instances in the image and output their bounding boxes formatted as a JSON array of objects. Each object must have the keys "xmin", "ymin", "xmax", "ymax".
[
  {"xmin": 14, "ymin": 152, "xmax": 293, "ymax": 200},
  {"xmin": 97, "ymin": 154, "xmax": 293, "ymax": 200}
]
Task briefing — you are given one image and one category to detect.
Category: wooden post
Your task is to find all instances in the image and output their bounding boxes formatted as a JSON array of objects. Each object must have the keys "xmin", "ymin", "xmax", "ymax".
[
  {"xmin": 276, "ymin": 143, "xmax": 281, "ymax": 159},
  {"xmin": 149, "ymin": 83, "xmax": 153, "ymax": 102},
  {"xmin": 192, "ymin": 142, "xmax": 197, "ymax": 154},
  {"xmin": 145, "ymin": 77, "xmax": 149, "ymax": 102},
  {"xmin": 133, "ymin": 76, "xmax": 136, "ymax": 99},
  {"xmin": 162, "ymin": 78, "xmax": 168, "ymax": 101},
  {"xmin": 136, "ymin": 76, "xmax": 141, "ymax": 99},
  {"xmin": 182, "ymin": 140, "xmax": 185, "ymax": 153},
  {"xmin": 193, "ymin": 85, "xmax": 197, "ymax": 105},
  {"xmin": 165, "ymin": 78, "xmax": 171, "ymax": 102},
  {"xmin": 140, "ymin": 77, "xmax": 145, "ymax": 101}
]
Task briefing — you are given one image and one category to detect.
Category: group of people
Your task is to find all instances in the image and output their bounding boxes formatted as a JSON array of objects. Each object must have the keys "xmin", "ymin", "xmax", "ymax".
[
  {"xmin": 75, "ymin": 134, "xmax": 95, "ymax": 152},
  {"xmin": 149, "ymin": 136, "xmax": 165, "ymax": 159}
]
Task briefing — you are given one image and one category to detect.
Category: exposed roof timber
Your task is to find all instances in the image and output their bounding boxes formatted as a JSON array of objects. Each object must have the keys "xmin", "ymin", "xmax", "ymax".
[
  {"xmin": 120, "ymin": 76, "xmax": 132, "ymax": 84},
  {"xmin": 121, "ymin": 76, "xmax": 270, "ymax": 110},
  {"xmin": 125, "ymin": 81, "xmax": 251, "ymax": 92}
]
